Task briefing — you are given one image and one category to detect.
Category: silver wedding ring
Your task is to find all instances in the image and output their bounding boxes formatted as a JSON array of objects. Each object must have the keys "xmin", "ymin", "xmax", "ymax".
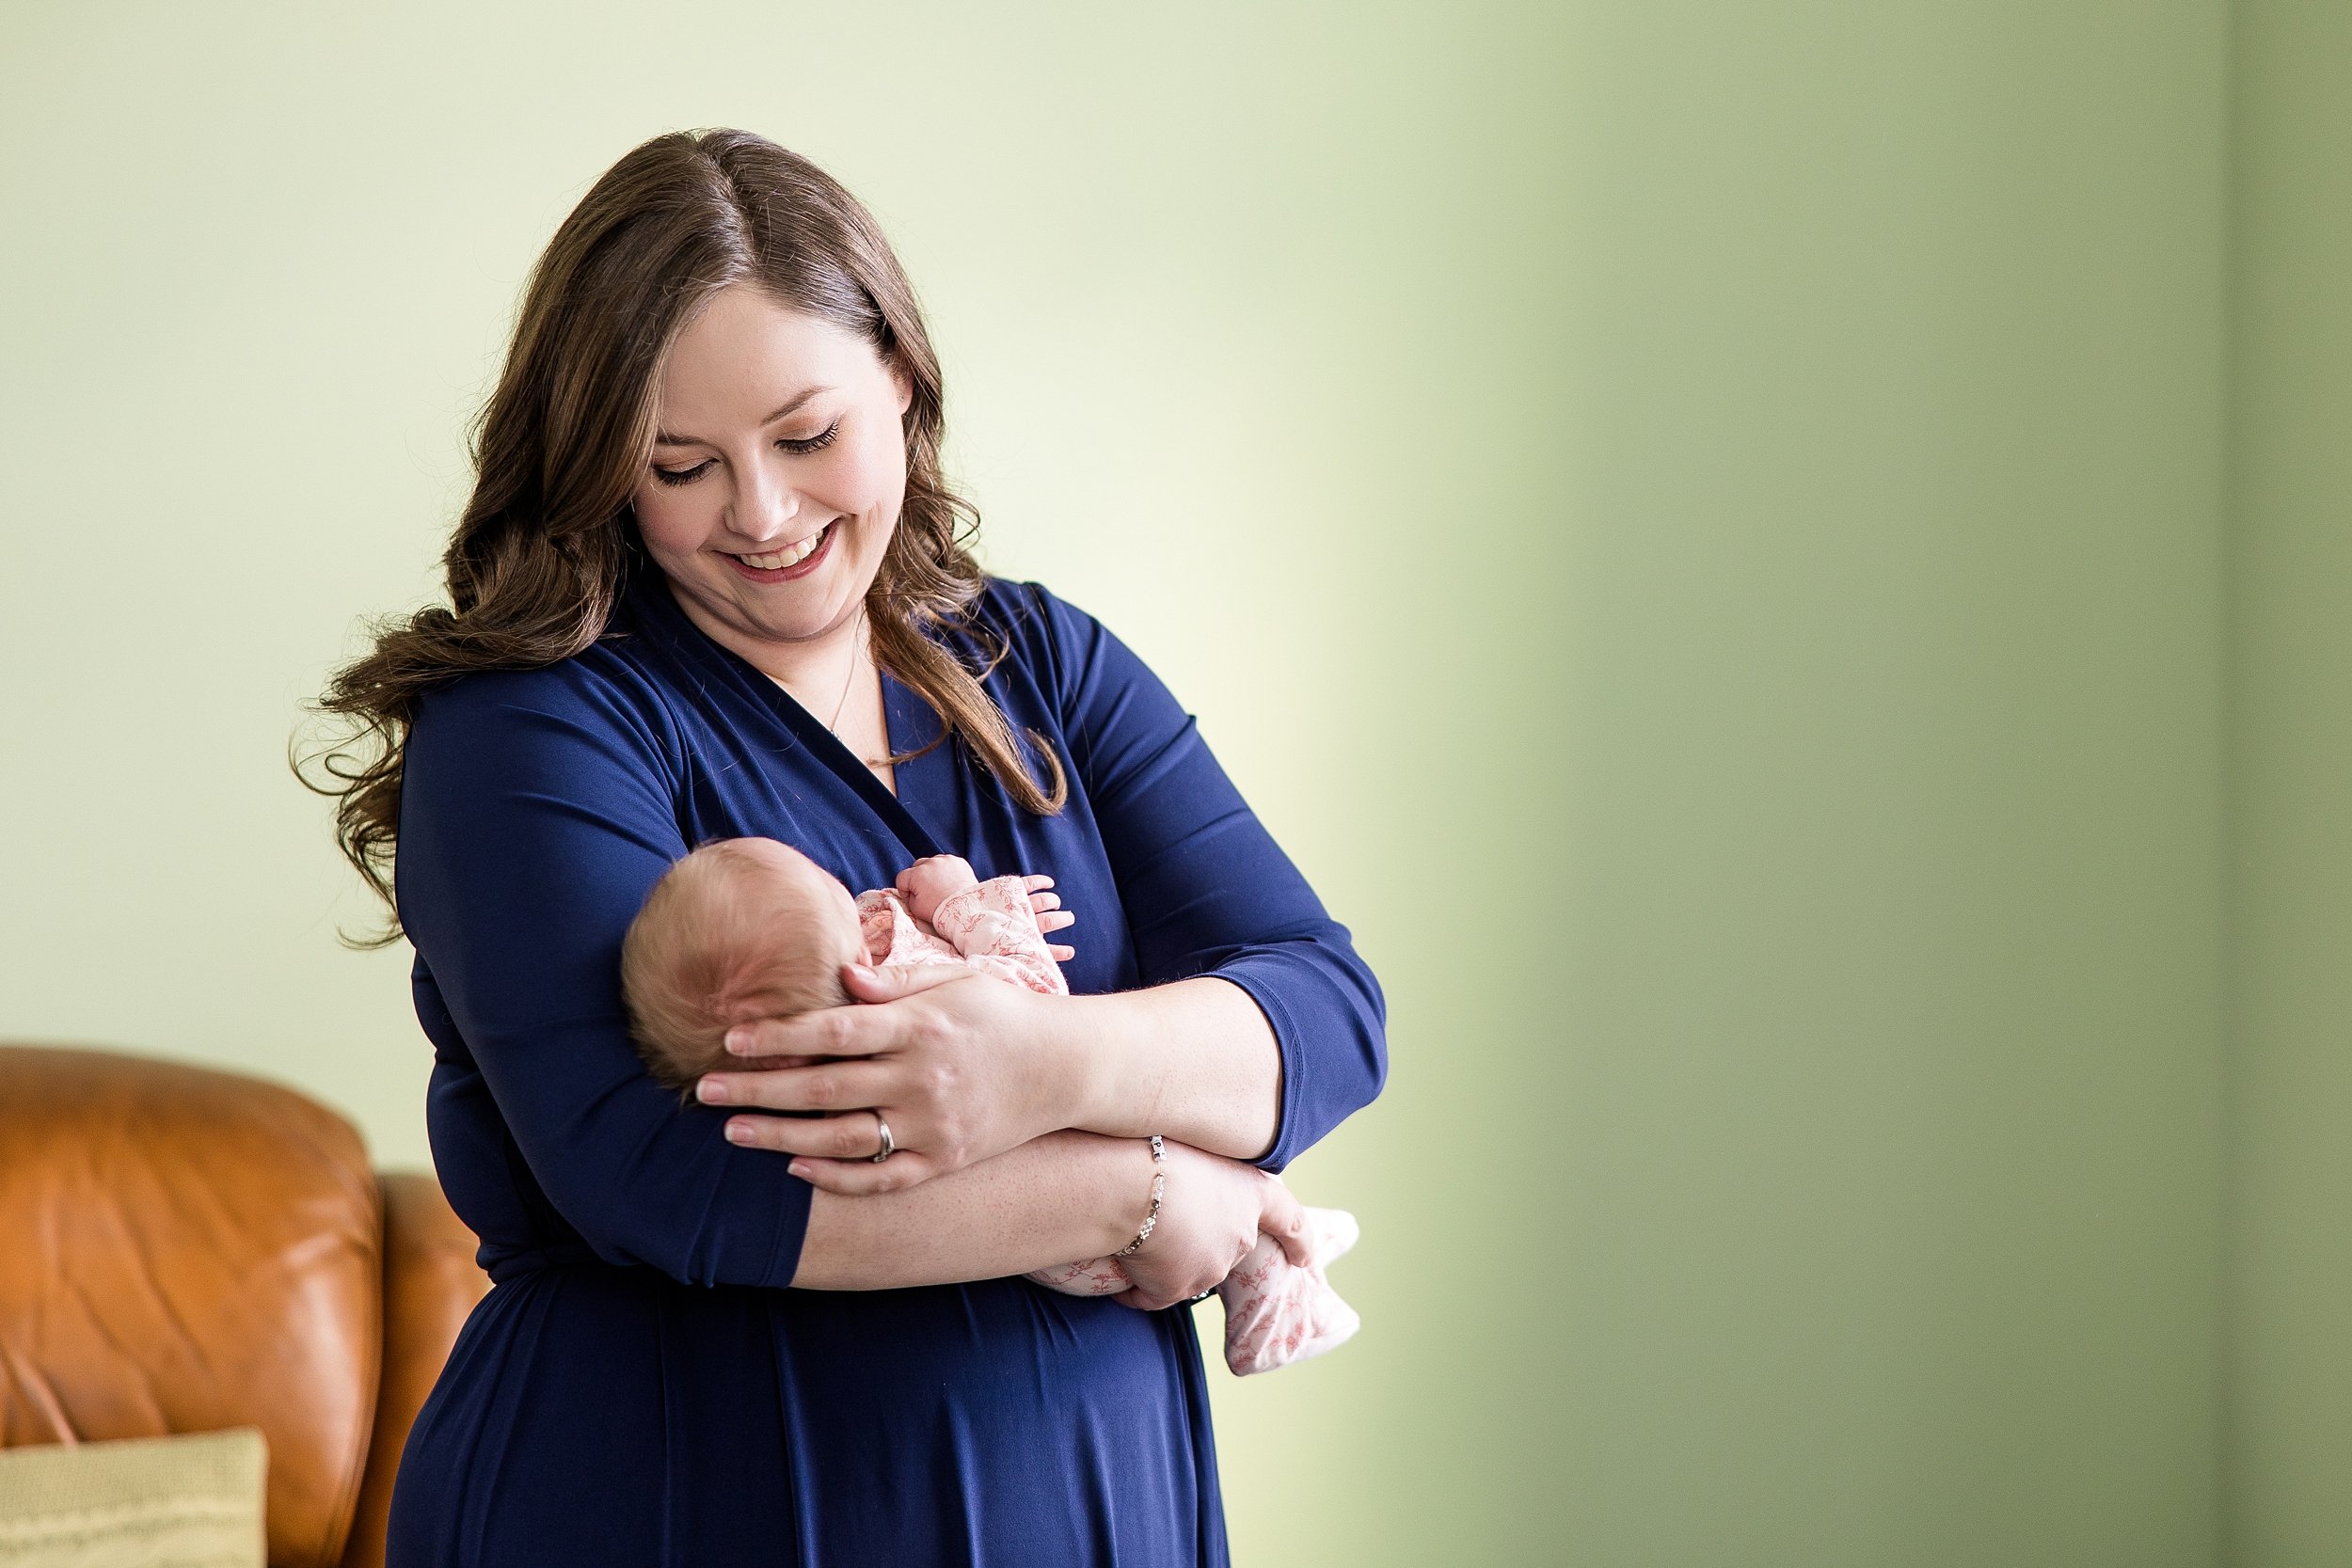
[{"xmin": 869, "ymin": 1112, "xmax": 895, "ymax": 1163}]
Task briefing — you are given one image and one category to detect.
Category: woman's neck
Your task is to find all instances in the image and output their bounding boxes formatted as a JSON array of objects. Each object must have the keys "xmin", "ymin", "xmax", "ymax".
[
  {"xmin": 663, "ymin": 574, "xmax": 866, "ymax": 714},
  {"xmin": 664, "ymin": 574, "xmax": 893, "ymax": 790}
]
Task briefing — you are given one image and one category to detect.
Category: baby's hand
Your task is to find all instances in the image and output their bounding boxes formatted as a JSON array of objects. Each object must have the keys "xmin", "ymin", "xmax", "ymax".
[
  {"xmin": 1025, "ymin": 873, "xmax": 1077, "ymax": 963},
  {"xmin": 896, "ymin": 854, "xmax": 978, "ymax": 925}
]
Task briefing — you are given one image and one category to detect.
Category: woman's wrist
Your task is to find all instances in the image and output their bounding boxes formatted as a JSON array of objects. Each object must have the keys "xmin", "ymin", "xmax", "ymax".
[
  {"xmin": 1111, "ymin": 1135, "xmax": 1167, "ymax": 1258},
  {"xmin": 1028, "ymin": 1129, "xmax": 1174, "ymax": 1265},
  {"xmin": 1056, "ymin": 981, "xmax": 1281, "ymax": 1163},
  {"xmin": 1033, "ymin": 1130, "xmax": 1170, "ymax": 1264},
  {"xmin": 1042, "ymin": 990, "xmax": 1129, "ymax": 1135}
]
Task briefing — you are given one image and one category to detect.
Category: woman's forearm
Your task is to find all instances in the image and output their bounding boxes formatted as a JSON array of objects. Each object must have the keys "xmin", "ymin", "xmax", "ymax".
[
  {"xmin": 789, "ymin": 1129, "xmax": 1157, "ymax": 1290},
  {"xmin": 1059, "ymin": 976, "xmax": 1282, "ymax": 1163}
]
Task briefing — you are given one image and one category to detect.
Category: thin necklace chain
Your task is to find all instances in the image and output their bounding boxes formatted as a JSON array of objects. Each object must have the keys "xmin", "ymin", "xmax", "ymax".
[{"xmin": 826, "ymin": 604, "xmax": 868, "ymax": 736}]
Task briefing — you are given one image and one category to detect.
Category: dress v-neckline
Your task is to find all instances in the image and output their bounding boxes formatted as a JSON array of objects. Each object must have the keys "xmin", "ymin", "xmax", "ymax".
[{"xmin": 625, "ymin": 567, "xmax": 945, "ymax": 860}]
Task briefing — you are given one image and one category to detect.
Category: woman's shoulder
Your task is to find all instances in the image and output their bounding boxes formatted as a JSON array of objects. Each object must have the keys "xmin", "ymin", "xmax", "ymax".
[
  {"xmin": 966, "ymin": 575, "xmax": 1089, "ymax": 644},
  {"xmin": 963, "ymin": 577, "xmax": 1152, "ymax": 711},
  {"xmin": 961, "ymin": 577, "xmax": 1193, "ymax": 754},
  {"xmin": 406, "ymin": 636, "xmax": 686, "ymax": 784}
]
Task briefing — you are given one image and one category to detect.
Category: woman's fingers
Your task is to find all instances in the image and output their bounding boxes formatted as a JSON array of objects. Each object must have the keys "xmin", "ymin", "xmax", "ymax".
[
  {"xmin": 842, "ymin": 968, "xmax": 969, "ymax": 1006},
  {"xmin": 723, "ymin": 966, "xmax": 965, "ymax": 1059},
  {"xmin": 701, "ymin": 1058, "xmax": 894, "ymax": 1116},
  {"xmin": 718, "ymin": 1105, "xmax": 901, "ymax": 1159},
  {"xmin": 721, "ymin": 963, "xmax": 1057, "ymax": 1184},
  {"xmin": 723, "ymin": 1010, "xmax": 875, "ymax": 1061},
  {"xmin": 788, "ymin": 1150, "xmax": 940, "ymax": 1196},
  {"xmin": 842, "ymin": 961, "xmax": 970, "ymax": 1003}
]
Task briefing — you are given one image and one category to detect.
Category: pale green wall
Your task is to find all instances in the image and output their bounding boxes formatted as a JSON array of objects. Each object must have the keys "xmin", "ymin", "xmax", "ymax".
[
  {"xmin": 2222, "ymin": 5, "xmax": 2352, "ymax": 1565},
  {"xmin": 0, "ymin": 3, "xmax": 2285, "ymax": 1564},
  {"xmin": 1519, "ymin": 8, "xmax": 2225, "ymax": 1562}
]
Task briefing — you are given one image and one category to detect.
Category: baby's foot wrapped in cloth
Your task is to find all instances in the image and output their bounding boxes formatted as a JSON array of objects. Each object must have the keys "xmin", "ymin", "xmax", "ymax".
[
  {"xmin": 1215, "ymin": 1206, "xmax": 1360, "ymax": 1376},
  {"xmin": 1025, "ymin": 1205, "xmax": 1362, "ymax": 1376}
]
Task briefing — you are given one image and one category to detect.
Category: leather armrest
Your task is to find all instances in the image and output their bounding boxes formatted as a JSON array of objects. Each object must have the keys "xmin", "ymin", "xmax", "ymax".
[{"xmin": 340, "ymin": 1171, "xmax": 489, "ymax": 1568}]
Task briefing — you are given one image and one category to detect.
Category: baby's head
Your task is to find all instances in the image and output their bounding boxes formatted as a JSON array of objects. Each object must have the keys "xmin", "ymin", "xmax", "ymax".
[{"xmin": 620, "ymin": 837, "xmax": 866, "ymax": 1096}]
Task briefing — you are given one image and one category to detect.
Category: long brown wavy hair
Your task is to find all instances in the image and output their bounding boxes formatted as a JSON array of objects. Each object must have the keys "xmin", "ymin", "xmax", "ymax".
[{"xmin": 299, "ymin": 129, "xmax": 1064, "ymax": 946}]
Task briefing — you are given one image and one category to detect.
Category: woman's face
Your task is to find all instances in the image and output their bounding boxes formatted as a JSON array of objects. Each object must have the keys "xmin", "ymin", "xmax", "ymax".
[{"xmin": 631, "ymin": 283, "xmax": 914, "ymax": 656}]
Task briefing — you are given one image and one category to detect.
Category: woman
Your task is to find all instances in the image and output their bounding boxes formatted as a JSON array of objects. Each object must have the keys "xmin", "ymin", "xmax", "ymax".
[{"xmin": 316, "ymin": 128, "xmax": 1386, "ymax": 1566}]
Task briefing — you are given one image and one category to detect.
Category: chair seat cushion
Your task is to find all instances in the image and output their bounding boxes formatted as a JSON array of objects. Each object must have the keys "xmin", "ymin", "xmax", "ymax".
[{"xmin": 0, "ymin": 1426, "xmax": 266, "ymax": 1567}]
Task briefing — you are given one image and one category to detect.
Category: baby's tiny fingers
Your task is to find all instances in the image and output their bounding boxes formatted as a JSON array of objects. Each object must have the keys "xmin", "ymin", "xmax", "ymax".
[
  {"xmin": 1024, "ymin": 874, "xmax": 1057, "ymax": 892},
  {"xmin": 1049, "ymin": 944, "xmax": 1075, "ymax": 962},
  {"xmin": 1027, "ymin": 890, "xmax": 1062, "ymax": 913},
  {"xmin": 1037, "ymin": 909, "xmax": 1074, "ymax": 932}
]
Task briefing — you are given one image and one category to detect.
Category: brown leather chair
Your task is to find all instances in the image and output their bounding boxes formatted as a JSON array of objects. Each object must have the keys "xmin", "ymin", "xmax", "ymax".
[{"xmin": 0, "ymin": 1044, "xmax": 490, "ymax": 1567}]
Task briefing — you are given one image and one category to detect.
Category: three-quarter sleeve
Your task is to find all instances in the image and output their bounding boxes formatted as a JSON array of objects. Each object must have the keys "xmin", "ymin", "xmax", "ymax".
[
  {"xmin": 1033, "ymin": 592, "xmax": 1389, "ymax": 1171},
  {"xmin": 396, "ymin": 662, "xmax": 812, "ymax": 1289}
]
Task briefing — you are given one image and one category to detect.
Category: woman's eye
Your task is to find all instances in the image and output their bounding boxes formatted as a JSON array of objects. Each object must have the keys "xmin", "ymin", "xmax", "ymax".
[
  {"xmin": 780, "ymin": 418, "xmax": 842, "ymax": 455},
  {"xmin": 649, "ymin": 420, "xmax": 835, "ymax": 485}
]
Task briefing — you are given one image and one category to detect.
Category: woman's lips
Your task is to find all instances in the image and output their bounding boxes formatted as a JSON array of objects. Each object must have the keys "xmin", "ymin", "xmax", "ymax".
[{"xmin": 722, "ymin": 520, "xmax": 836, "ymax": 582}]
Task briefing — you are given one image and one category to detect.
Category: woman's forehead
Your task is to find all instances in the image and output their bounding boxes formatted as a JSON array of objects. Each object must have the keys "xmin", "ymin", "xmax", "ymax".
[{"xmin": 656, "ymin": 285, "xmax": 880, "ymax": 427}]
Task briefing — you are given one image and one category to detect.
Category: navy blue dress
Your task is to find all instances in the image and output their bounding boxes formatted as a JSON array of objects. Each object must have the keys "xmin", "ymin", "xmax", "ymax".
[{"xmin": 381, "ymin": 562, "xmax": 1387, "ymax": 1567}]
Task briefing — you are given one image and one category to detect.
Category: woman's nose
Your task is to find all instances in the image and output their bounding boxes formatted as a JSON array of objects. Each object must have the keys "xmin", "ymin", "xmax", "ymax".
[{"xmin": 733, "ymin": 461, "xmax": 801, "ymax": 541}]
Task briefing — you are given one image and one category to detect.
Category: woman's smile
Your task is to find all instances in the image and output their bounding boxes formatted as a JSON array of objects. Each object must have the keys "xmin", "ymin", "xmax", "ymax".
[{"xmin": 723, "ymin": 518, "xmax": 837, "ymax": 580}]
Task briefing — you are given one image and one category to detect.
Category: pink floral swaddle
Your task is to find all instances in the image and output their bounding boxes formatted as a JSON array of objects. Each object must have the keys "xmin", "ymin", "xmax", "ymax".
[
  {"xmin": 855, "ymin": 876, "xmax": 1070, "ymax": 996},
  {"xmin": 858, "ymin": 874, "xmax": 1364, "ymax": 1376}
]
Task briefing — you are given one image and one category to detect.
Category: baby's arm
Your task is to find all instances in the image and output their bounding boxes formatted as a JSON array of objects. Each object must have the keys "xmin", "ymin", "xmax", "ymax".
[
  {"xmin": 857, "ymin": 887, "xmax": 965, "ymax": 971},
  {"xmin": 898, "ymin": 855, "xmax": 1074, "ymax": 956},
  {"xmin": 932, "ymin": 875, "xmax": 1073, "ymax": 996}
]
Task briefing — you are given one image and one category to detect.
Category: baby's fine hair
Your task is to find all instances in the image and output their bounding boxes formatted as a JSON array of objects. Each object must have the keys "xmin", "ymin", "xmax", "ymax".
[{"xmin": 619, "ymin": 839, "xmax": 853, "ymax": 1096}]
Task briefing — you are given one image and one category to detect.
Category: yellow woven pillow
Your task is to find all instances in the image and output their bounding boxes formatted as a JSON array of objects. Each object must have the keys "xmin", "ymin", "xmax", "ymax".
[{"xmin": 0, "ymin": 1428, "xmax": 265, "ymax": 1568}]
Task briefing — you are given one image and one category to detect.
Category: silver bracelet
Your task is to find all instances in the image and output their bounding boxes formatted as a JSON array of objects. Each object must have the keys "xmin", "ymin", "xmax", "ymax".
[{"xmin": 1113, "ymin": 1134, "xmax": 1166, "ymax": 1258}]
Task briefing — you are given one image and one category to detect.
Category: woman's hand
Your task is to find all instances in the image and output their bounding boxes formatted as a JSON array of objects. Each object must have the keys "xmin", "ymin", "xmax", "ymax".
[
  {"xmin": 1114, "ymin": 1142, "xmax": 1312, "ymax": 1312},
  {"xmin": 696, "ymin": 961, "xmax": 1084, "ymax": 1195}
]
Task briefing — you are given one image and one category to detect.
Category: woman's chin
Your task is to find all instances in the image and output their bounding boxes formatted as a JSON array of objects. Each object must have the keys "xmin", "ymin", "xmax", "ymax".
[
  {"xmin": 672, "ymin": 569, "xmax": 843, "ymax": 643},
  {"xmin": 740, "ymin": 578, "xmax": 865, "ymax": 641}
]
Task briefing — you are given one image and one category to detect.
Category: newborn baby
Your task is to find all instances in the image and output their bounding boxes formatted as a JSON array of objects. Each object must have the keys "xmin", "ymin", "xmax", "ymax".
[{"xmin": 620, "ymin": 836, "xmax": 1361, "ymax": 1376}]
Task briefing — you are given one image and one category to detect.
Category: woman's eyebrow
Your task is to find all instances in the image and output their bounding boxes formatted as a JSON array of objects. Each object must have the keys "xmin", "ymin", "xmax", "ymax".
[{"xmin": 654, "ymin": 386, "xmax": 834, "ymax": 447}]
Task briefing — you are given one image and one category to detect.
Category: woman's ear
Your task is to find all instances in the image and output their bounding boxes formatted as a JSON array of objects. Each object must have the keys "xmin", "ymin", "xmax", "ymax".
[{"xmin": 890, "ymin": 358, "xmax": 914, "ymax": 417}]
